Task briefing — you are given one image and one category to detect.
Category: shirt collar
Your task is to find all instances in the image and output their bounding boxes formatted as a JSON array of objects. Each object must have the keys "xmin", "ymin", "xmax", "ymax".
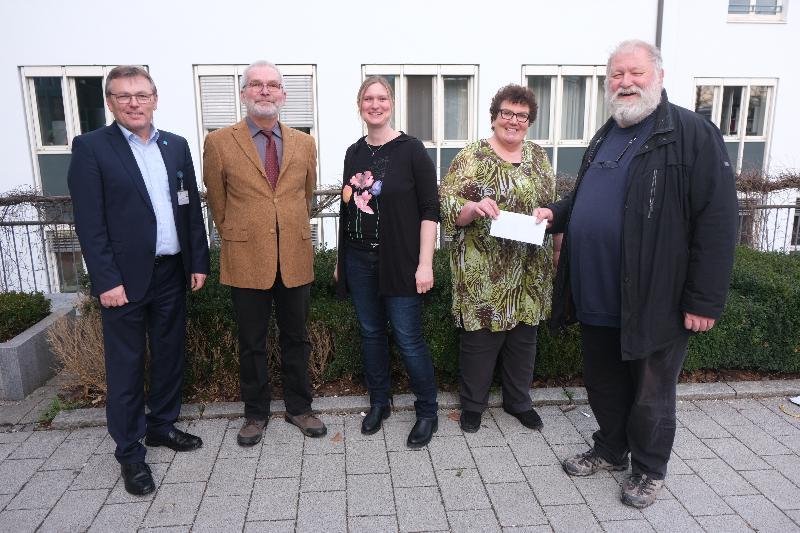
[
  {"xmin": 246, "ymin": 117, "xmax": 281, "ymax": 139},
  {"xmin": 117, "ymin": 122, "xmax": 159, "ymax": 143}
]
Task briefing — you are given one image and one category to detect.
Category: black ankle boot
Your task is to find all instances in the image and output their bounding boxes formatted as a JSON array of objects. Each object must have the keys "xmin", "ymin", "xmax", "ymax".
[
  {"xmin": 407, "ymin": 417, "xmax": 438, "ymax": 448},
  {"xmin": 361, "ymin": 405, "xmax": 391, "ymax": 435}
]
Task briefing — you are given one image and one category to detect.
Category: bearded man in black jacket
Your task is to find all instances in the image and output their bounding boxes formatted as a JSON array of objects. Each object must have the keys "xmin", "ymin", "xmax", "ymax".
[{"xmin": 535, "ymin": 39, "xmax": 738, "ymax": 509}]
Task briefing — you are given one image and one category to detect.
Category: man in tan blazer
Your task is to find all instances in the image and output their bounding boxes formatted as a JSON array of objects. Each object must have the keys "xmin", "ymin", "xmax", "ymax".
[{"xmin": 203, "ymin": 60, "xmax": 326, "ymax": 445}]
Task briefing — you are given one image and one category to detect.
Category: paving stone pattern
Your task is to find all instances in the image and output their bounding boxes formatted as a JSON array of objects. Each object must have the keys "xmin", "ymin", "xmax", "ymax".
[{"xmin": 1, "ymin": 397, "xmax": 800, "ymax": 531}]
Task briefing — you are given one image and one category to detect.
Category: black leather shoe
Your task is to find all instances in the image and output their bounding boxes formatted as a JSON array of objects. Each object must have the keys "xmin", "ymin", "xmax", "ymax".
[
  {"xmin": 504, "ymin": 407, "xmax": 544, "ymax": 430},
  {"xmin": 145, "ymin": 428, "xmax": 203, "ymax": 452},
  {"xmin": 121, "ymin": 462, "xmax": 155, "ymax": 496},
  {"xmin": 459, "ymin": 410, "xmax": 482, "ymax": 433},
  {"xmin": 361, "ymin": 405, "xmax": 391, "ymax": 435},
  {"xmin": 407, "ymin": 417, "xmax": 438, "ymax": 449}
]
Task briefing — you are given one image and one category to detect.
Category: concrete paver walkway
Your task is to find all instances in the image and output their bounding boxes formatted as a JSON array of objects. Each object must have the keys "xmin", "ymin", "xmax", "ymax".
[{"xmin": 2, "ymin": 393, "xmax": 800, "ymax": 532}]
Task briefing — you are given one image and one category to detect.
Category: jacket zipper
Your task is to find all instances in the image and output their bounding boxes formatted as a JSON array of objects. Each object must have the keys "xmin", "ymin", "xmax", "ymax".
[{"xmin": 647, "ymin": 169, "xmax": 657, "ymax": 219}]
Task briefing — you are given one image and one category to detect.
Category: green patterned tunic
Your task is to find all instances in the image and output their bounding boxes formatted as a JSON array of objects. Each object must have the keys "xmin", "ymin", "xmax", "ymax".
[{"xmin": 440, "ymin": 140, "xmax": 557, "ymax": 332}]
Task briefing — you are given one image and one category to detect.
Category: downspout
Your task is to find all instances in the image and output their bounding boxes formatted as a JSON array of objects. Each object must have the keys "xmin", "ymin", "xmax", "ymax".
[{"xmin": 656, "ymin": 0, "xmax": 664, "ymax": 48}]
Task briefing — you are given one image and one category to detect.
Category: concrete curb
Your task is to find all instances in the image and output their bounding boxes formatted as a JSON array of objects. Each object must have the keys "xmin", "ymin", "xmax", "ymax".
[{"xmin": 48, "ymin": 379, "xmax": 800, "ymax": 430}]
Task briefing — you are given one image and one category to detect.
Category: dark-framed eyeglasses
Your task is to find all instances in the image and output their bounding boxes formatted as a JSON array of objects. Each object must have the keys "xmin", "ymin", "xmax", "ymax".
[
  {"xmin": 498, "ymin": 109, "xmax": 531, "ymax": 123},
  {"xmin": 110, "ymin": 93, "xmax": 154, "ymax": 104},
  {"xmin": 591, "ymin": 135, "xmax": 638, "ymax": 169},
  {"xmin": 247, "ymin": 81, "xmax": 283, "ymax": 93}
]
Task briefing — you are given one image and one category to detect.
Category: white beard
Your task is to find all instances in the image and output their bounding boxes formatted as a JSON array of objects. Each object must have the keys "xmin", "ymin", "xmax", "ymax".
[
  {"xmin": 245, "ymin": 99, "xmax": 282, "ymax": 120},
  {"xmin": 606, "ymin": 81, "xmax": 662, "ymax": 128}
]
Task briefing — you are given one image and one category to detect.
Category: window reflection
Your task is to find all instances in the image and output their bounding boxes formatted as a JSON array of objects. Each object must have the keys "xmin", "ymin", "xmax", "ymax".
[
  {"xmin": 444, "ymin": 76, "xmax": 468, "ymax": 140},
  {"xmin": 406, "ymin": 76, "xmax": 433, "ymax": 141},
  {"xmin": 34, "ymin": 77, "xmax": 68, "ymax": 146},
  {"xmin": 75, "ymin": 77, "xmax": 106, "ymax": 134},
  {"xmin": 527, "ymin": 76, "xmax": 551, "ymax": 140},
  {"xmin": 721, "ymin": 86, "xmax": 743, "ymax": 136},
  {"xmin": 746, "ymin": 86, "xmax": 768, "ymax": 136},
  {"xmin": 561, "ymin": 76, "xmax": 586, "ymax": 140}
]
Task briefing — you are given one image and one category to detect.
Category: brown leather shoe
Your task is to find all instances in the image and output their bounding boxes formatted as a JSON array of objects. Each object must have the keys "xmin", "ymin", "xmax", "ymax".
[
  {"xmin": 284, "ymin": 412, "xmax": 327, "ymax": 438},
  {"xmin": 237, "ymin": 419, "xmax": 267, "ymax": 446}
]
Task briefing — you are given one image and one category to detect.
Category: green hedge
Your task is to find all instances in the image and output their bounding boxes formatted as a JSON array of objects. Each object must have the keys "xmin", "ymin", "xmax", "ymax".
[
  {"xmin": 0, "ymin": 291, "xmax": 51, "ymax": 342},
  {"xmin": 183, "ymin": 245, "xmax": 799, "ymax": 395},
  {"xmin": 685, "ymin": 247, "xmax": 800, "ymax": 372}
]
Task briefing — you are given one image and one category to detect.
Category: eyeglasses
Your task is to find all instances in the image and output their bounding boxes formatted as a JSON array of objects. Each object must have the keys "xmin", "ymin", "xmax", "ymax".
[
  {"xmin": 498, "ymin": 109, "xmax": 531, "ymax": 123},
  {"xmin": 247, "ymin": 81, "xmax": 283, "ymax": 92},
  {"xmin": 110, "ymin": 93, "xmax": 154, "ymax": 104},
  {"xmin": 591, "ymin": 135, "xmax": 638, "ymax": 169}
]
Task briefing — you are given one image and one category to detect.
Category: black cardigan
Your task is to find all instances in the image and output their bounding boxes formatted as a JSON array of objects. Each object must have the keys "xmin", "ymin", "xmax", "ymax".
[{"xmin": 336, "ymin": 134, "xmax": 439, "ymax": 297}]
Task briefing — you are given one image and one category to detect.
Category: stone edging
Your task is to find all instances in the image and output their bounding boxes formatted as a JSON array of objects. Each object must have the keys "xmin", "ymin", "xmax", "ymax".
[{"xmin": 48, "ymin": 379, "xmax": 800, "ymax": 430}]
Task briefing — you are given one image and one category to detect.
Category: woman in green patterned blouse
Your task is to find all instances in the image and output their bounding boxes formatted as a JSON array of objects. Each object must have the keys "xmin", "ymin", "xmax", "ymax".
[{"xmin": 440, "ymin": 84, "xmax": 557, "ymax": 433}]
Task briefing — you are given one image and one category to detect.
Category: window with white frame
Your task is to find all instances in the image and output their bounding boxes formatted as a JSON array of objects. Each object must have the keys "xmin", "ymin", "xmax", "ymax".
[
  {"xmin": 728, "ymin": 0, "xmax": 786, "ymax": 21},
  {"xmin": 21, "ymin": 66, "xmax": 118, "ymax": 197},
  {"xmin": 694, "ymin": 78, "xmax": 776, "ymax": 173},
  {"xmin": 524, "ymin": 65, "xmax": 608, "ymax": 178},
  {"xmin": 194, "ymin": 64, "xmax": 317, "ymax": 141},
  {"xmin": 362, "ymin": 65, "xmax": 478, "ymax": 180}
]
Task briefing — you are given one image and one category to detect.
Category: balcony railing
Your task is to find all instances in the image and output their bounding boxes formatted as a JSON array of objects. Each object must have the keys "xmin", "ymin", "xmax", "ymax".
[{"xmin": 1, "ymin": 192, "xmax": 798, "ymax": 294}]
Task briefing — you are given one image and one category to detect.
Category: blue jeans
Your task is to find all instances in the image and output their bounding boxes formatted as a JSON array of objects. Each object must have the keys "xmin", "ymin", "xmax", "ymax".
[{"xmin": 345, "ymin": 246, "xmax": 438, "ymax": 418}]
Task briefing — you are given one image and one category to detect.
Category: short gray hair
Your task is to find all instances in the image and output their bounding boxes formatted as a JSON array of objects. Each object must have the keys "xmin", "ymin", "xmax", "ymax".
[
  {"xmin": 240, "ymin": 60, "xmax": 283, "ymax": 91},
  {"xmin": 105, "ymin": 65, "xmax": 157, "ymax": 96},
  {"xmin": 606, "ymin": 39, "xmax": 663, "ymax": 77}
]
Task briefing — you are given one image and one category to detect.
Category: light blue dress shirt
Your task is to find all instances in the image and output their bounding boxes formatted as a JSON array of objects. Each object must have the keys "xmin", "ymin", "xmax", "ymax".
[{"xmin": 117, "ymin": 123, "xmax": 180, "ymax": 256}]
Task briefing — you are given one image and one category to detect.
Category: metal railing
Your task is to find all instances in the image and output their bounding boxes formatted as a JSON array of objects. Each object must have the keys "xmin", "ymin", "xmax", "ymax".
[
  {"xmin": 1, "ymin": 194, "xmax": 798, "ymax": 294},
  {"xmin": 736, "ymin": 204, "xmax": 800, "ymax": 254}
]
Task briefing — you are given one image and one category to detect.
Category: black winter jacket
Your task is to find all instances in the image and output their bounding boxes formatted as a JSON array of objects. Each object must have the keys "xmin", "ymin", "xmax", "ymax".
[{"xmin": 549, "ymin": 91, "xmax": 738, "ymax": 360}]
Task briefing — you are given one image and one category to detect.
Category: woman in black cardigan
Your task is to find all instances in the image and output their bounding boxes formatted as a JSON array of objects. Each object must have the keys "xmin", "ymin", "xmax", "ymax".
[{"xmin": 334, "ymin": 76, "xmax": 439, "ymax": 448}]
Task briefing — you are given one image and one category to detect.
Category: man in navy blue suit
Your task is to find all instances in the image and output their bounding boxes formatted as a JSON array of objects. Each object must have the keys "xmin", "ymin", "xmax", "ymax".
[{"xmin": 68, "ymin": 66, "xmax": 210, "ymax": 496}]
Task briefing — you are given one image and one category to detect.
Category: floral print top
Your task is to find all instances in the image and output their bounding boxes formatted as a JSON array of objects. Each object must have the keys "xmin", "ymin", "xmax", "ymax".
[{"xmin": 440, "ymin": 140, "xmax": 557, "ymax": 332}]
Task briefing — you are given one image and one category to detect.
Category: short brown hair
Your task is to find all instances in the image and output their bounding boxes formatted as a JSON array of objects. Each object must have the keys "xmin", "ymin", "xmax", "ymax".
[
  {"xmin": 356, "ymin": 76, "xmax": 395, "ymax": 111},
  {"xmin": 105, "ymin": 66, "xmax": 157, "ymax": 96},
  {"xmin": 489, "ymin": 84, "xmax": 538, "ymax": 125}
]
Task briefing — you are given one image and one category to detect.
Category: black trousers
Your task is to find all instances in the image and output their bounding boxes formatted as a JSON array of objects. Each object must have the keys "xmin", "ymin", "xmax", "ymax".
[
  {"xmin": 581, "ymin": 324, "xmax": 689, "ymax": 480},
  {"xmin": 101, "ymin": 254, "xmax": 185, "ymax": 464},
  {"xmin": 459, "ymin": 324, "xmax": 538, "ymax": 414},
  {"xmin": 230, "ymin": 272, "xmax": 313, "ymax": 420}
]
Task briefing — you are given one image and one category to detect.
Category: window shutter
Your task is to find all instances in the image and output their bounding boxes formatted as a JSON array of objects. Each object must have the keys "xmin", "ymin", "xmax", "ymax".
[
  {"xmin": 200, "ymin": 76, "xmax": 237, "ymax": 130},
  {"xmin": 281, "ymin": 76, "xmax": 314, "ymax": 128}
]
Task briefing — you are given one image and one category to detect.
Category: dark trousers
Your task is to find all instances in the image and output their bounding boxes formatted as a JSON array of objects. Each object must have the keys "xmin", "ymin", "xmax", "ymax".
[
  {"xmin": 101, "ymin": 254, "xmax": 186, "ymax": 464},
  {"xmin": 581, "ymin": 324, "xmax": 689, "ymax": 480},
  {"xmin": 230, "ymin": 272, "xmax": 313, "ymax": 420},
  {"xmin": 459, "ymin": 324, "xmax": 538, "ymax": 414},
  {"xmin": 344, "ymin": 246, "xmax": 438, "ymax": 418}
]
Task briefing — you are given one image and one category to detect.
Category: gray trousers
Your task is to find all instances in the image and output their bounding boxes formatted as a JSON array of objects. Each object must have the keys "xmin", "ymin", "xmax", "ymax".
[
  {"xmin": 459, "ymin": 324, "xmax": 538, "ymax": 414},
  {"xmin": 581, "ymin": 324, "xmax": 689, "ymax": 480}
]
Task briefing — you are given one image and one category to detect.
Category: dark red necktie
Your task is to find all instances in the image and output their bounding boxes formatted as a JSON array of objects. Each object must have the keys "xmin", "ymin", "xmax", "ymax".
[{"xmin": 262, "ymin": 130, "xmax": 279, "ymax": 189}]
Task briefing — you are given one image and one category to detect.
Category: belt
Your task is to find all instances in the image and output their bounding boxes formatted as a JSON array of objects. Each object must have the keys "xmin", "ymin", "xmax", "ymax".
[{"xmin": 154, "ymin": 253, "xmax": 180, "ymax": 265}]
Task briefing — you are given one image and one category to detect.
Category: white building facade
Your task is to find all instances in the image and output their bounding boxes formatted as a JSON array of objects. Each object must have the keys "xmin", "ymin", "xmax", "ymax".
[{"xmin": 0, "ymin": 0, "xmax": 797, "ymax": 292}]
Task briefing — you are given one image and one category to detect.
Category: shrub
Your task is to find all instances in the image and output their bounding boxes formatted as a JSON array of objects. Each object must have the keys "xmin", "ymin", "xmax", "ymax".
[
  {"xmin": 685, "ymin": 247, "xmax": 800, "ymax": 372},
  {"xmin": 47, "ymin": 299, "xmax": 106, "ymax": 396},
  {"xmin": 49, "ymin": 244, "xmax": 800, "ymax": 403},
  {"xmin": 0, "ymin": 291, "xmax": 51, "ymax": 342}
]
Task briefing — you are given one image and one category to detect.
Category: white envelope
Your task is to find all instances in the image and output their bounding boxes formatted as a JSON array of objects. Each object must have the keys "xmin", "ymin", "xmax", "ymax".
[{"xmin": 489, "ymin": 210, "xmax": 547, "ymax": 245}]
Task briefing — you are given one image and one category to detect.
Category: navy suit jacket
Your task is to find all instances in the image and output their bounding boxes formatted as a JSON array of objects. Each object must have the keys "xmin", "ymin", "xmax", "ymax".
[{"xmin": 68, "ymin": 123, "xmax": 209, "ymax": 301}]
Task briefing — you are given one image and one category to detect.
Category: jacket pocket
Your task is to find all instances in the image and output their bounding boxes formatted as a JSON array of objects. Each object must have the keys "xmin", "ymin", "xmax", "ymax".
[
  {"xmin": 301, "ymin": 226, "xmax": 312, "ymax": 240},
  {"xmin": 222, "ymin": 225, "xmax": 248, "ymax": 242}
]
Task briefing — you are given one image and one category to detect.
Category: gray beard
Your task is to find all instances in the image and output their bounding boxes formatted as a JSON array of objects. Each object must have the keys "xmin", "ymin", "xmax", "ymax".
[
  {"xmin": 245, "ymin": 100, "xmax": 282, "ymax": 120},
  {"xmin": 607, "ymin": 83, "xmax": 662, "ymax": 128}
]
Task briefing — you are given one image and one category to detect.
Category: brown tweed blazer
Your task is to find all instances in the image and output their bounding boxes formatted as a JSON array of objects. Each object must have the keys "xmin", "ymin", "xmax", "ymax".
[{"xmin": 203, "ymin": 120, "xmax": 317, "ymax": 289}]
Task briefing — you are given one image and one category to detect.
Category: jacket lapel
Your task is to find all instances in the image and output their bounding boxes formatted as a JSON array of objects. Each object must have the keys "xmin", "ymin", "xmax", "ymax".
[
  {"xmin": 105, "ymin": 123, "xmax": 154, "ymax": 215},
  {"xmin": 231, "ymin": 119, "xmax": 267, "ymax": 179},
  {"xmin": 156, "ymin": 132, "xmax": 179, "ymax": 221}
]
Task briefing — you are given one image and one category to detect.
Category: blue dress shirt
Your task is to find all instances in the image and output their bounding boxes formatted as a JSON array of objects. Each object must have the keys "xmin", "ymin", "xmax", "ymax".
[{"xmin": 117, "ymin": 123, "xmax": 180, "ymax": 256}]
